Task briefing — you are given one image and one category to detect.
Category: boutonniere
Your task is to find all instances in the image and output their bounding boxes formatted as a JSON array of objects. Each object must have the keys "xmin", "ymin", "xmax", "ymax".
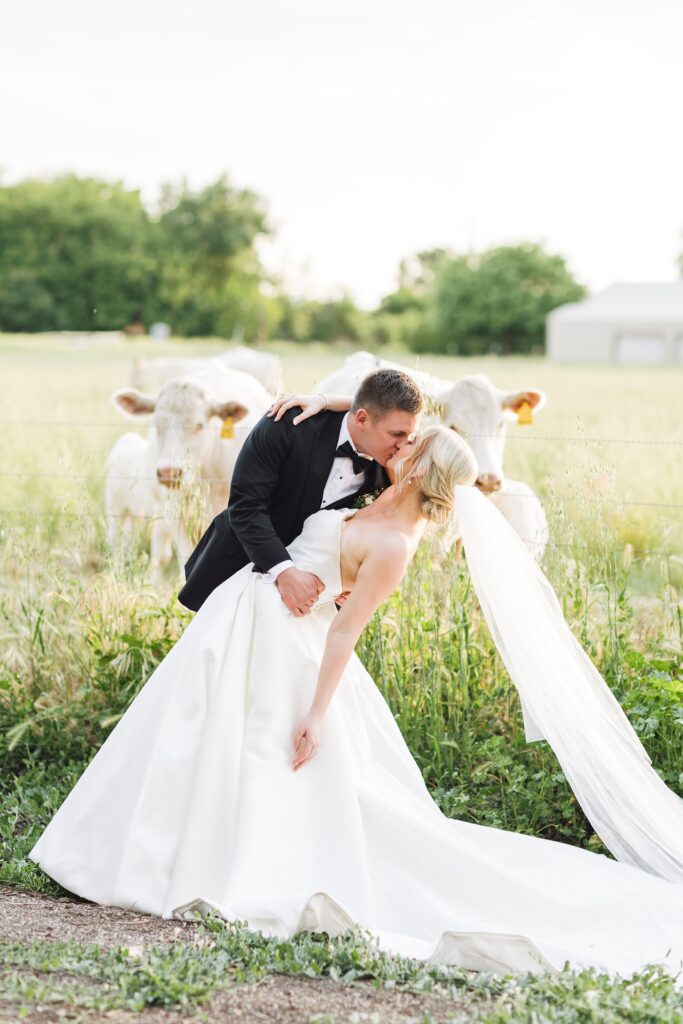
[{"xmin": 354, "ymin": 487, "xmax": 384, "ymax": 509}]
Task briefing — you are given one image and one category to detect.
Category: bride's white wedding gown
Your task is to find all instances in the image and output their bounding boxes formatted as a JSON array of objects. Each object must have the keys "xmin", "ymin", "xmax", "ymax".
[{"xmin": 29, "ymin": 508, "xmax": 683, "ymax": 983}]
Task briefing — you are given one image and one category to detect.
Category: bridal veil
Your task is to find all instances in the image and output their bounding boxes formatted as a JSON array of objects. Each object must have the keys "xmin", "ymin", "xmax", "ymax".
[{"xmin": 454, "ymin": 483, "xmax": 683, "ymax": 883}]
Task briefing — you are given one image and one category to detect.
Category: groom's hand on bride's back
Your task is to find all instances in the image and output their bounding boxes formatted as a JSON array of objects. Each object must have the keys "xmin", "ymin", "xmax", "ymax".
[{"xmin": 276, "ymin": 567, "xmax": 324, "ymax": 617}]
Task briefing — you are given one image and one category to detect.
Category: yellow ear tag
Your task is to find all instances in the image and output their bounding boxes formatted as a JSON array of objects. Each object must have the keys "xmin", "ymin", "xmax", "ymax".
[
  {"xmin": 517, "ymin": 401, "xmax": 533, "ymax": 425},
  {"xmin": 220, "ymin": 416, "xmax": 234, "ymax": 439}
]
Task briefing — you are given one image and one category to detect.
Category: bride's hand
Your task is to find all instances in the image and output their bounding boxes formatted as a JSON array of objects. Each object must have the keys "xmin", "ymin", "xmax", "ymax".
[
  {"xmin": 267, "ymin": 393, "xmax": 326, "ymax": 425},
  {"xmin": 292, "ymin": 711, "xmax": 323, "ymax": 771}
]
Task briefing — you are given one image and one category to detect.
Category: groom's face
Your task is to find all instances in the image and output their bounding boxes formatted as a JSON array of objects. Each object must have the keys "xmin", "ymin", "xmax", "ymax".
[{"xmin": 350, "ymin": 408, "xmax": 420, "ymax": 466}]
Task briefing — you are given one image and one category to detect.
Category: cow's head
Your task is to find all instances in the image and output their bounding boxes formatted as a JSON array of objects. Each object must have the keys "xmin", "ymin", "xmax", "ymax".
[
  {"xmin": 112, "ymin": 381, "xmax": 249, "ymax": 487},
  {"xmin": 438, "ymin": 375, "xmax": 546, "ymax": 493}
]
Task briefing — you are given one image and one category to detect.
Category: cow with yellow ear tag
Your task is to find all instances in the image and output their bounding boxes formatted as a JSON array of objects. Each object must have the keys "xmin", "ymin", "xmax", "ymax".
[{"xmin": 106, "ymin": 364, "xmax": 271, "ymax": 582}]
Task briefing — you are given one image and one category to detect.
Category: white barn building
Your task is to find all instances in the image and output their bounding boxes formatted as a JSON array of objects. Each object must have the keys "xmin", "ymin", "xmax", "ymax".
[{"xmin": 546, "ymin": 282, "xmax": 683, "ymax": 364}]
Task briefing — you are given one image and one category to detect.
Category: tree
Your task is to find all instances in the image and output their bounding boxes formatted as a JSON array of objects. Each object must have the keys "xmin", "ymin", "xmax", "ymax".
[
  {"xmin": 307, "ymin": 295, "xmax": 366, "ymax": 343},
  {"xmin": 276, "ymin": 294, "xmax": 367, "ymax": 344},
  {"xmin": 152, "ymin": 175, "xmax": 271, "ymax": 339},
  {"xmin": 423, "ymin": 243, "xmax": 586, "ymax": 355},
  {"xmin": 377, "ymin": 287, "xmax": 425, "ymax": 316},
  {"xmin": 0, "ymin": 175, "xmax": 155, "ymax": 332},
  {"xmin": 368, "ymin": 249, "xmax": 454, "ymax": 350},
  {"xmin": 397, "ymin": 248, "xmax": 456, "ymax": 293},
  {"xmin": 0, "ymin": 173, "xmax": 272, "ymax": 338}
]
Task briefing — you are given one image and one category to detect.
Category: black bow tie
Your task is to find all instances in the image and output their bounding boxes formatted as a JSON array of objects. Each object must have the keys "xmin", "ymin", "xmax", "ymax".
[{"xmin": 335, "ymin": 440, "xmax": 373, "ymax": 476}]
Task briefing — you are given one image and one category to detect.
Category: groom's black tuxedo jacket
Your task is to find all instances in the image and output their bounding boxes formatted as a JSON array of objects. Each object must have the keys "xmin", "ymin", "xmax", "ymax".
[{"xmin": 177, "ymin": 408, "xmax": 390, "ymax": 612}]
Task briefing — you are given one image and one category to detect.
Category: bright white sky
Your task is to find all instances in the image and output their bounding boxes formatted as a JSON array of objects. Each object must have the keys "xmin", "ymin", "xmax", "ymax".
[{"xmin": 2, "ymin": 0, "xmax": 682, "ymax": 308}]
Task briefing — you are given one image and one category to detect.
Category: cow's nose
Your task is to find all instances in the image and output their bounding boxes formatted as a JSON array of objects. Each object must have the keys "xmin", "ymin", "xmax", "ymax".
[
  {"xmin": 157, "ymin": 466, "xmax": 183, "ymax": 487},
  {"xmin": 476, "ymin": 473, "xmax": 502, "ymax": 493}
]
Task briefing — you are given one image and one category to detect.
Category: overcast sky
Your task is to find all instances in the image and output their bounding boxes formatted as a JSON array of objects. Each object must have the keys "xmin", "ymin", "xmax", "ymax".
[{"xmin": 3, "ymin": 0, "xmax": 682, "ymax": 307}]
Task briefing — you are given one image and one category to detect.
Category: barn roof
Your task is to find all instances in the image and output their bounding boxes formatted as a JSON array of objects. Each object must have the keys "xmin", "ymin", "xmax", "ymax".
[{"xmin": 549, "ymin": 282, "xmax": 683, "ymax": 323}]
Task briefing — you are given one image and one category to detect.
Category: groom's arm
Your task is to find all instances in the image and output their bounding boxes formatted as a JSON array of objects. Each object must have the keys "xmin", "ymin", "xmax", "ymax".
[{"xmin": 227, "ymin": 410, "xmax": 296, "ymax": 571}]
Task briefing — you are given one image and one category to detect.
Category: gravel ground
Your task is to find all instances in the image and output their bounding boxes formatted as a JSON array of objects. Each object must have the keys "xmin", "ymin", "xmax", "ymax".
[
  {"xmin": 0, "ymin": 886, "xmax": 485, "ymax": 1023},
  {"xmin": 0, "ymin": 884, "xmax": 201, "ymax": 949}
]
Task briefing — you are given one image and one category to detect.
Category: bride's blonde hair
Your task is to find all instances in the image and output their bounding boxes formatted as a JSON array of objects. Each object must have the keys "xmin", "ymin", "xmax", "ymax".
[{"xmin": 393, "ymin": 425, "xmax": 478, "ymax": 526}]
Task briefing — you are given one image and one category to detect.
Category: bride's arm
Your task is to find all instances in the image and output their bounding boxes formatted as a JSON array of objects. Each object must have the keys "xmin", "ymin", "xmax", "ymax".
[
  {"xmin": 267, "ymin": 393, "xmax": 353, "ymax": 425},
  {"xmin": 292, "ymin": 536, "xmax": 409, "ymax": 770}
]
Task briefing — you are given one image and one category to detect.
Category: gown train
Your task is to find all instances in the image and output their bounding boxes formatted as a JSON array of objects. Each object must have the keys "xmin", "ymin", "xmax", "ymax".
[{"xmin": 28, "ymin": 506, "xmax": 683, "ymax": 983}]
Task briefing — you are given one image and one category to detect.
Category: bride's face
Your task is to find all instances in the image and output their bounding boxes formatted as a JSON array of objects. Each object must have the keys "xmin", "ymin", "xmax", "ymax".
[
  {"xmin": 385, "ymin": 435, "xmax": 417, "ymax": 482},
  {"xmin": 387, "ymin": 436, "xmax": 416, "ymax": 463}
]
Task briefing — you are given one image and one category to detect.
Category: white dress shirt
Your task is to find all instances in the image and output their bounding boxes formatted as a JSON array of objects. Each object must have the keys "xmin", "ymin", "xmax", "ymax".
[{"xmin": 267, "ymin": 412, "xmax": 373, "ymax": 581}]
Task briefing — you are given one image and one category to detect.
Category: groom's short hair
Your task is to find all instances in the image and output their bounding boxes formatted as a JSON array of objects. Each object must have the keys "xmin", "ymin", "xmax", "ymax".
[{"xmin": 350, "ymin": 368, "xmax": 424, "ymax": 418}]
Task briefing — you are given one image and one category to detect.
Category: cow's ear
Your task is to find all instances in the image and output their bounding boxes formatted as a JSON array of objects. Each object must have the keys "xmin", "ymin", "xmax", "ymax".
[
  {"xmin": 501, "ymin": 388, "xmax": 546, "ymax": 416},
  {"xmin": 112, "ymin": 388, "xmax": 157, "ymax": 418},
  {"xmin": 211, "ymin": 400, "xmax": 249, "ymax": 423}
]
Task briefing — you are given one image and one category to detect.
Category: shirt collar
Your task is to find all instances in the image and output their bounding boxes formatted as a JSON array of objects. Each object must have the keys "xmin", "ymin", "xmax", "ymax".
[{"xmin": 338, "ymin": 412, "xmax": 373, "ymax": 462}]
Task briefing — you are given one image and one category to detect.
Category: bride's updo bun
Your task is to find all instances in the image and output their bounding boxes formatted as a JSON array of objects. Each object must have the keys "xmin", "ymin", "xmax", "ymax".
[{"xmin": 394, "ymin": 426, "xmax": 478, "ymax": 526}]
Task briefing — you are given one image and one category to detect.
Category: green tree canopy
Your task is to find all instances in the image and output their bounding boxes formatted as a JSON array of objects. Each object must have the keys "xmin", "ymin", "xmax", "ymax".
[
  {"xmin": 419, "ymin": 243, "xmax": 586, "ymax": 354},
  {"xmin": 153, "ymin": 176, "xmax": 271, "ymax": 338},
  {"xmin": 0, "ymin": 175, "xmax": 154, "ymax": 331},
  {"xmin": 277, "ymin": 294, "xmax": 366, "ymax": 344},
  {"xmin": 0, "ymin": 174, "xmax": 272, "ymax": 338},
  {"xmin": 397, "ymin": 248, "xmax": 456, "ymax": 293}
]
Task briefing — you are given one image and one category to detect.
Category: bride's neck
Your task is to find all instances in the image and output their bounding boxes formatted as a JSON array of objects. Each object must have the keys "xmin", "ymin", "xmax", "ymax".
[{"xmin": 365, "ymin": 481, "xmax": 425, "ymax": 528}]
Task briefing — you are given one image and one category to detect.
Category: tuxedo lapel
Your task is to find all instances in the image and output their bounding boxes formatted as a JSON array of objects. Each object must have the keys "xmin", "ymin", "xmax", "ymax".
[
  {"xmin": 366, "ymin": 460, "xmax": 391, "ymax": 492},
  {"xmin": 299, "ymin": 410, "xmax": 347, "ymax": 516},
  {"xmin": 300, "ymin": 411, "xmax": 392, "ymax": 514},
  {"xmin": 324, "ymin": 460, "xmax": 390, "ymax": 511}
]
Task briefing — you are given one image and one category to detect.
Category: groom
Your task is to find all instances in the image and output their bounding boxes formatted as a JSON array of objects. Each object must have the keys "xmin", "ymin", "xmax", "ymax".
[{"xmin": 178, "ymin": 368, "xmax": 423, "ymax": 615}]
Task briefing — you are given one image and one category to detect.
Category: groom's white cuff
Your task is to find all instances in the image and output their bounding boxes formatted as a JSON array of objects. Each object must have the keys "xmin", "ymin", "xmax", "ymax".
[{"xmin": 267, "ymin": 559, "xmax": 294, "ymax": 582}]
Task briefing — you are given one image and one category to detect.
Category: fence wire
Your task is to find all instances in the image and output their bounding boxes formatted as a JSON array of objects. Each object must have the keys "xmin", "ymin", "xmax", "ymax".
[
  {"xmin": 1, "ymin": 416, "xmax": 683, "ymax": 447},
  {"xmin": 0, "ymin": 507, "xmax": 680, "ymax": 561},
  {"xmin": 1, "ymin": 469, "xmax": 683, "ymax": 511},
  {"xmin": 2, "ymin": 416, "xmax": 682, "ymax": 560}
]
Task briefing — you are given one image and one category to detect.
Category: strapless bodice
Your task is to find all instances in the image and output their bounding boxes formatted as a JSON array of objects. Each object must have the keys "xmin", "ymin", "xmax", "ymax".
[{"xmin": 284, "ymin": 507, "xmax": 358, "ymax": 606}]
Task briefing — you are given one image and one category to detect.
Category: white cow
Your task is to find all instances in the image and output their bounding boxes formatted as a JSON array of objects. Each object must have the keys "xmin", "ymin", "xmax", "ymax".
[
  {"xmin": 128, "ymin": 347, "xmax": 284, "ymax": 396},
  {"xmin": 316, "ymin": 352, "xmax": 549, "ymax": 560},
  {"xmin": 105, "ymin": 364, "xmax": 271, "ymax": 579},
  {"xmin": 104, "ymin": 432, "xmax": 174, "ymax": 580}
]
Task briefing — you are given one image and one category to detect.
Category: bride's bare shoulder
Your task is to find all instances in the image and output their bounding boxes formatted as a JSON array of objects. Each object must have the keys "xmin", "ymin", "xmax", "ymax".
[
  {"xmin": 336, "ymin": 531, "xmax": 411, "ymax": 625},
  {"xmin": 358, "ymin": 529, "xmax": 412, "ymax": 577}
]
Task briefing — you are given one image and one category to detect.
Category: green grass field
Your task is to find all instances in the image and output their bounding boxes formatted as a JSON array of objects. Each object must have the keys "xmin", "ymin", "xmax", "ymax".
[
  {"xmin": 1, "ymin": 332, "xmax": 682, "ymax": 1019},
  {"xmin": 2, "ymin": 331, "xmax": 682, "ymax": 564}
]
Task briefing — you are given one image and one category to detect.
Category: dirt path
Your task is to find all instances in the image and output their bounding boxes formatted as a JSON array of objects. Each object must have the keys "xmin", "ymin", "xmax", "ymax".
[{"xmin": 0, "ymin": 885, "xmax": 485, "ymax": 1023}]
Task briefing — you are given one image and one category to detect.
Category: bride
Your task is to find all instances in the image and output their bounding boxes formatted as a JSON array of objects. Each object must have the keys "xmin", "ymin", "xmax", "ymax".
[{"xmin": 28, "ymin": 424, "xmax": 683, "ymax": 983}]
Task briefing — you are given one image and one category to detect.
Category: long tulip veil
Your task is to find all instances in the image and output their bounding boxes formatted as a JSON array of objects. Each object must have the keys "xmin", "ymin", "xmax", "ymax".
[{"xmin": 454, "ymin": 483, "xmax": 683, "ymax": 882}]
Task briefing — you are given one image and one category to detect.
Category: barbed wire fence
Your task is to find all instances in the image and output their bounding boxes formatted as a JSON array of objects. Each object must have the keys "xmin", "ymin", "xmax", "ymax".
[
  {"xmin": 2, "ymin": 416, "xmax": 683, "ymax": 446},
  {"xmin": 1, "ymin": 416, "xmax": 682, "ymax": 562}
]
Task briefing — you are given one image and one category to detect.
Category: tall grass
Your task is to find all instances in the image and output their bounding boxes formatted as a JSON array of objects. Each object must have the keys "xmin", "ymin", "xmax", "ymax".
[
  {"xmin": 1, "ymin": 332, "xmax": 682, "ymax": 563},
  {"xmin": 1, "ymin": 333, "xmax": 681, "ymax": 880}
]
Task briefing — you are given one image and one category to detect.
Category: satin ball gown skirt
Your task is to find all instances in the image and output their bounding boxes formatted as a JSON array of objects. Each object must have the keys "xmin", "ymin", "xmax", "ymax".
[{"xmin": 28, "ymin": 509, "xmax": 683, "ymax": 984}]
